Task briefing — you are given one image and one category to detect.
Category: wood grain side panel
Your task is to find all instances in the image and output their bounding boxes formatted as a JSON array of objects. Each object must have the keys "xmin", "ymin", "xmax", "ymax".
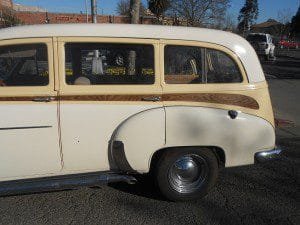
[
  {"xmin": 0, "ymin": 97, "xmax": 56, "ymax": 101},
  {"xmin": 59, "ymin": 95, "xmax": 154, "ymax": 101},
  {"xmin": 0, "ymin": 94, "xmax": 259, "ymax": 109},
  {"xmin": 162, "ymin": 93, "xmax": 259, "ymax": 110}
]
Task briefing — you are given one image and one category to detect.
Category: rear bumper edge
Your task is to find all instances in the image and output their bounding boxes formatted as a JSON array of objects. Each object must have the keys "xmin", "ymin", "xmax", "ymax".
[{"xmin": 255, "ymin": 147, "xmax": 282, "ymax": 163}]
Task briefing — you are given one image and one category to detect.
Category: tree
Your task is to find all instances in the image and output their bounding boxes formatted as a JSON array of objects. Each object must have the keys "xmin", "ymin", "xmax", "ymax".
[
  {"xmin": 222, "ymin": 13, "xmax": 237, "ymax": 31},
  {"xmin": 168, "ymin": 0, "xmax": 230, "ymax": 27},
  {"xmin": 277, "ymin": 8, "xmax": 293, "ymax": 38},
  {"xmin": 116, "ymin": 0, "xmax": 145, "ymax": 17},
  {"xmin": 237, "ymin": 0, "xmax": 258, "ymax": 35},
  {"xmin": 130, "ymin": 0, "xmax": 141, "ymax": 24},
  {"xmin": 291, "ymin": 6, "xmax": 300, "ymax": 37},
  {"xmin": 277, "ymin": 8, "xmax": 292, "ymax": 25},
  {"xmin": 0, "ymin": 5, "xmax": 21, "ymax": 28},
  {"xmin": 148, "ymin": 0, "xmax": 171, "ymax": 22},
  {"xmin": 116, "ymin": 0, "xmax": 130, "ymax": 16},
  {"xmin": 127, "ymin": 0, "xmax": 141, "ymax": 76}
]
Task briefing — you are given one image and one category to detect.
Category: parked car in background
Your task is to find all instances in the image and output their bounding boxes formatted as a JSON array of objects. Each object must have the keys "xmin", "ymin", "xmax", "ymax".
[
  {"xmin": 247, "ymin": 33, "xmax": 275, "ymax": 60},
  {"xmin": 278, "ymin": 40, "xmax": 300, "ymax": 49},
  {"xmin": 0, "ymin": 24, "xmax": 280, "ymax": 201}
]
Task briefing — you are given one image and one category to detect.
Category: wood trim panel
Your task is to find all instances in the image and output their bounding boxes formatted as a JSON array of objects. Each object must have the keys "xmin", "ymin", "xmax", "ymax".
[
  {"xmin": 162, "ymin": 93, "xmax": 259, "ymax": 110},
  {"xmin": 60, "ymin": 95, "xmax": 153, "ymax": 102},
  {"xmin": 0, "ymin": 93, "xmax": 259, "ymax": 110},
  {"xmin": 0, "ymin": 97, "xmax": 47, "ymax": 101}
]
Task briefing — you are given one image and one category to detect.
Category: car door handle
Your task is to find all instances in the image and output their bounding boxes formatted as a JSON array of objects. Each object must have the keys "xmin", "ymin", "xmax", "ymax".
[
  {"xmin": 141, "ymin": 96, "xmax": 161, "ymax": 102},
  {"xmin": 32, "ymin": 96, "xmax": 56, "ymax": 102}
]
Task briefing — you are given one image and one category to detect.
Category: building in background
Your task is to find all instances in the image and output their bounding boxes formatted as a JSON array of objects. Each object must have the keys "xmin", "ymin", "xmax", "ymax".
[
  {"xmin": 13, "ymin": 3, "xmax": 46, "ymax": 12},
  {"xmin": 251, "ymin": 19, "xmax": 284, "ymax": 36},
  {"xmin": 0, "ymin": 0, "xmax": 185, "ymax": 27},
  {"xmin": 14, "ymin": 11, "xmax": 159, "ymax": 25}
]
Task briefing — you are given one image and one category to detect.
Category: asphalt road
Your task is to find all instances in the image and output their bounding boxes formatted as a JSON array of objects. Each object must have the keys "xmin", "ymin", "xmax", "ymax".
[
  {"xmin": 0, "ymin": 58, "xmax": 299, "ymax": 225},
  {"xmin": 263, "ymin": 49, "xmax": 300, "ymax": 79},
  {"xmin": 0, "ymin": 138, "xmax": 298, "ymax": 225}
]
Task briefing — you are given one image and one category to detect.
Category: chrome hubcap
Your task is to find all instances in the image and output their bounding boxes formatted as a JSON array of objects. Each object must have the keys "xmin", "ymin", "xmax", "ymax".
[{"xmin": 168, "ymin": 154, "xmax": 208, "ymax": 194}]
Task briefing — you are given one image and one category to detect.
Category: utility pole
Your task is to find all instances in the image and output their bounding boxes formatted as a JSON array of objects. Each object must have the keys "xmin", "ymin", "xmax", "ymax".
[
  {"xmin": 85, "ymin": 0, "xmax": 88, "ymax": 23},
  {"xmin": 91, "ymin": 0, "xmax": 97, "ymax": 23}
]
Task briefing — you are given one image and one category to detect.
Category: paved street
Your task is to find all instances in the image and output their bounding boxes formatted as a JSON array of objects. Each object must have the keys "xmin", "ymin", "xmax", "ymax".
[
  {"xmin": 0, "ymin": 140, "xmax": 298, "ymax": 225},
  {"xmin": 0, "ymin": 58, "xmax": 299, "ymax": 225},
  {"xmin": 263, "ymin": 49, "xmax": 300, "ymax": 79},
  {"xmin": 269, "ymin": 79, "xmax": 300, "ymax": 137}
]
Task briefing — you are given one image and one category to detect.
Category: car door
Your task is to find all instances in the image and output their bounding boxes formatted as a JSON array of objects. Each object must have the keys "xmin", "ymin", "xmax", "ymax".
[
  {"xmin": 57, "ymin": 37, "xmax": 164, "ymax": 173},
  {"xmin": 0, "ymin": 38, "xmax": 61, "ymax": 181}
]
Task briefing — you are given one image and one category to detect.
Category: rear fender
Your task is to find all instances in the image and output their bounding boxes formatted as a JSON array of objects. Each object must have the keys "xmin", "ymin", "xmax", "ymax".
[
  {"xmin": 110, "ymin": 106, "xmax": 275, "ymax": 172},
  {"xmin": 110, "ymin": 107, "xmax": 165, "ymax": 173},
  {"xmin": 165, "ymin": 106, "xmax": 275, "ymax": 167}
]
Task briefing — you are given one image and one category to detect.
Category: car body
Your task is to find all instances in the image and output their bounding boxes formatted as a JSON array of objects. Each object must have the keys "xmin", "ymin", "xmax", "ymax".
[
  {"xmin": 278, "ymin": 40, "xmax": 300, "ymax": 49},
  {"xmin": 247, "ymin": 33, "xmax": 275, "ymax": 60},
  {"xmin": 0, "ymin": 24, "xmax": 280, "ymax": 201}
]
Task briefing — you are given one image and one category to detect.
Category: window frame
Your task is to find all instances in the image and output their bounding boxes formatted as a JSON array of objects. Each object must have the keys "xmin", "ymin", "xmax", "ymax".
[
  {"xmin": 57, "ymin": 37, "xmax": 161, "ymax": 96},
  {"xmin": 64, "ymin": 42, "xmax": 155, "ymax": 85},
  {"xmin": 0, "ymin": 38, "xmax": 55, "ymax": 97},
  {"xmin": 160, "ymin": 39, "xmax": 249, "ymax": 92}
]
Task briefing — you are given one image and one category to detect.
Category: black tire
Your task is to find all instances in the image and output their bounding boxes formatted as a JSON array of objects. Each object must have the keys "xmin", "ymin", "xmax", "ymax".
[
  {"xmin": 154, "ymin": 147, "xmax": 219, "ymax": 201},
  {"xmin": 265, "ymin": 54, "xmax": 270, "ymax": 61}
]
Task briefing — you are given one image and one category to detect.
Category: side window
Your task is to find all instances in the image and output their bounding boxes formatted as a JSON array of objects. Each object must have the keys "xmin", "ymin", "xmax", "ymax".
[
  {"xmin": 206, "ymin": 49, "xmax": 242, "ymax": 83},
  {"xmin": 164, "ymin": 45, "xmax": 204, "ymax": 84},
  {"xmin": 164, "ymin": 45, "xmax": 243, "ymax": 84},
  {"xmin": 65, "ymin": 43, "xmax": 155, "ymax": 85},
  {"xmin": 0, "ymin": 44, "xmax": 49, "ymax": 86}
]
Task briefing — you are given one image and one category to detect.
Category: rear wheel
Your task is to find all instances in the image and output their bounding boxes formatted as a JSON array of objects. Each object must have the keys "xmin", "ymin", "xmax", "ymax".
[{"xmin": 154, "ymin": 148, "xmax": 219, "ymax": 201}]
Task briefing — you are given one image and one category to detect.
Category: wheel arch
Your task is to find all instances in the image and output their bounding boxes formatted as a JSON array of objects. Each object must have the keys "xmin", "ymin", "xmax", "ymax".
[
  {"xmin": 149, "ymin": 146, "xmax": 226, "ymax": 174},
  {"xmin": 109, "ymin": 106, "xmax": 165, "ymax": 173}
]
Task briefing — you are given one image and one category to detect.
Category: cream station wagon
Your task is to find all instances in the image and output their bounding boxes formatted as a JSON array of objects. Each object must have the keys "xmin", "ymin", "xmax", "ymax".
[{"xmin": 0, "ymin": 24, "xmax": 281, "ymax": 201}]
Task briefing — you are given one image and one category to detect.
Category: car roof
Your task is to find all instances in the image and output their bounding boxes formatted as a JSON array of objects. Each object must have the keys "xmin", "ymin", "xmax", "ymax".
[
  {"xmin": 1, "ymin": 24, "xmax": 246, "ymax": 43},
  {"xmin": 0, "ymin": 24, "xmax": 265, "ymax": 83}
]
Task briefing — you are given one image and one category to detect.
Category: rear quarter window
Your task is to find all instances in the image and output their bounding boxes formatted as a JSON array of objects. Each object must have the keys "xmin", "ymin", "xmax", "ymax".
[
  {"xmin": 206, "ymin": 49, "xmax": 243, "ymax": 83},
  {"xmin": 164, "ymin": 45, "xmax": 243, "ymax": 84}
]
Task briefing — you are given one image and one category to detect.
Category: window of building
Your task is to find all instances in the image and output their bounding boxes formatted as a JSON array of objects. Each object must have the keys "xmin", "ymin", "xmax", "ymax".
[
  {"xmin": 65, "ymin": 43, "xmax": 155, "ymax": 85},
  {"xmin": 0, "ymin": 44, "xmax": 49, "ymax": 86}
]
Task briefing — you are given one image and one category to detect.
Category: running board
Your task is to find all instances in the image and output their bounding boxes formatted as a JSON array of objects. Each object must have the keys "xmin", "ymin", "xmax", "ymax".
[{"xmin": 0, "ymin": 172, "xmax": 137, "ymax": 197}]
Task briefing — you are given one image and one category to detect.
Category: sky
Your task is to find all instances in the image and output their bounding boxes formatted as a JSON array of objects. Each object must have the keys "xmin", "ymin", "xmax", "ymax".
[{"xmin": 13, "ymin": 0, "xmax": 300, "ymax": 23}]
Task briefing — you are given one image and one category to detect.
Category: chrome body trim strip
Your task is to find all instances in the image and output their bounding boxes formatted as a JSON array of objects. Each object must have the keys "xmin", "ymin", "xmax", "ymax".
[{"xmin": 0, "ymin": 126, "xmax": 52, "ymax": 131}]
